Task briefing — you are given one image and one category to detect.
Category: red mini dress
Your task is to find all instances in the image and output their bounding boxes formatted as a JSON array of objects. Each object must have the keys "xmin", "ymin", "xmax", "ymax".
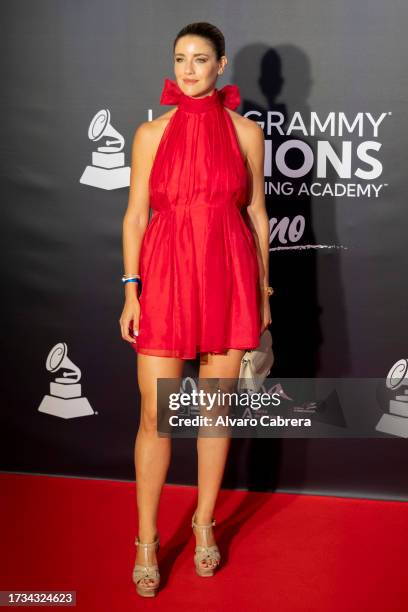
[{"xmin": 132, "ymin": 78, "xmax": 261, "ymax": 359}]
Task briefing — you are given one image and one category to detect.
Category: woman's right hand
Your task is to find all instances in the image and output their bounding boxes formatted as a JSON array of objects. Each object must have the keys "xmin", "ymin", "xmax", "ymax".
[{"xmin": 119, "ymin": 297, "xmax": 140, "ymax": 344}]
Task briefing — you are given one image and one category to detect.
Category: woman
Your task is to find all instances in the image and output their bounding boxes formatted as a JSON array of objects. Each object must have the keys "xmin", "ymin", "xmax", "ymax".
[{"xmin": 120, "ymin": 22, "xmax": 272, "ymax": 597}]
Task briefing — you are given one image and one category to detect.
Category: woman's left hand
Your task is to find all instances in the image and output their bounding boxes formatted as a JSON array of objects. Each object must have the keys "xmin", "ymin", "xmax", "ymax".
[{"xmin": 260, "ymin": 295, "xmax": 272, "ymax": 334}]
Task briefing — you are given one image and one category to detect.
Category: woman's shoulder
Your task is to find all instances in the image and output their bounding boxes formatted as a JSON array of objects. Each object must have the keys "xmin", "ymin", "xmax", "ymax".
[
  {"xmin": 225, "ymin": 108, "xmax": 264, "ymax": 158},
  {"xmin": 225, "ymin": 107, "xmax": 263, "ymax": 136},
  {"xmin": 132, "ymin": 108, "xmax": 178, "ymax": 152},
  {"xmin": 135, "ymin": 108, "xmax": 177, "ymax": 137}
]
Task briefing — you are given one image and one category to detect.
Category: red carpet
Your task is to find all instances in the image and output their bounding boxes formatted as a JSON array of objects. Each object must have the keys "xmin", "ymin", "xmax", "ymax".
[{"xmin": 0, "ymin": 473, "xmax": 407, "ymax": 611}]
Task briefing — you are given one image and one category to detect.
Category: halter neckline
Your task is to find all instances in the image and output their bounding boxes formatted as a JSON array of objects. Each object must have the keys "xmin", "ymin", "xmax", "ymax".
[
  {"xmin": 179, "ymin": 88, "xmax": 221, "ymax": 113},
  {"xmin": 159, "ymin": 78, "xmax": 241, "ymax": 113}
]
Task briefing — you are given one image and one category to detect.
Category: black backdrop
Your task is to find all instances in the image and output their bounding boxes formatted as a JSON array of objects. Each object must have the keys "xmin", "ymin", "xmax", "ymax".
[{"xmin": 1, "ymin": 1, "xmax": 408, "ymax": 500}]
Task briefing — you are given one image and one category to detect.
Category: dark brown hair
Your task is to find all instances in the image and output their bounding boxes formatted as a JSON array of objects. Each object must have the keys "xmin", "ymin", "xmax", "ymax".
[{"xmin": 173, "ymin": 22, "xmax": 225, "ymax": 60}]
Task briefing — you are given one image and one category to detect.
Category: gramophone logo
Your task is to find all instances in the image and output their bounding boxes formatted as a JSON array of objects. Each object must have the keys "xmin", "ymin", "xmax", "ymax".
[
  {"xmin": 79, "ymin": 108, "xmax": 130, "ymax": 190},
  {"xmin": 38, "ymin": 342, "xmax": 94, "ymax": 419},
  {"xmin": 376, "ymin": 358, "xmax": 408, "ymax": 438}
]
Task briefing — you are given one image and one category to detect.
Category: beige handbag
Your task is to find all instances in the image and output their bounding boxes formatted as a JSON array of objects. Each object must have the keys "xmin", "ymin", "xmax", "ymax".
[{"xmin": 238, "ymin": 329, "xmax": 274, "ymax": 393}]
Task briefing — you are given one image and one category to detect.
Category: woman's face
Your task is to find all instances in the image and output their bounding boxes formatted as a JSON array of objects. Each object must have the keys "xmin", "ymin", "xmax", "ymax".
[{"xmin": 173, "ymin": 35, "xmax": 227, "ymax": 98}]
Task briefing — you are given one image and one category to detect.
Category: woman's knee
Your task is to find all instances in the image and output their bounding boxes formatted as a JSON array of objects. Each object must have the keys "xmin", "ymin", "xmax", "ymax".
[
  {"xmin": 136, "ymin": 355, "xmax": 184, "ymax": 431},
  {"xmin": 139, "ymin": 402, "xmax": 158, "ymax": 432}
]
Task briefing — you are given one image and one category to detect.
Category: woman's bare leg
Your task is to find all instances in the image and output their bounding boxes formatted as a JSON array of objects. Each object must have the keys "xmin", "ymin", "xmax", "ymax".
[
  {"xmin": 195, "ymin": 349, "xmax": 245, "ymax": 568},
  {"xmin": 134, "ymin": 353, "xmax": 184, "ymax": 585}
]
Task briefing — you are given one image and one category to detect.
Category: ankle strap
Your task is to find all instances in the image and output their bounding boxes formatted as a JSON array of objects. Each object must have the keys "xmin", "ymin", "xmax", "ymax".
[
  {"xmin": 192, "ymin": 515, "xmax": 216, "ymax": 529},
  {"xmin": 135, "ymin": 534, "xmax": 160, "ymax": 547}
]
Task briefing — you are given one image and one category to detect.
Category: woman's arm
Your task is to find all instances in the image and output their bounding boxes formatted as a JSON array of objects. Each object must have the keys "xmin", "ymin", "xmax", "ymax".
[
  {"xmin": 119, "ymin": 121, "xmax": 155, "ymax": 343},
  {"xmin": 239, "ymin": 118, "xmax": 272, "ymax": 331},
  {"xmin": 242, "ymin": 121, "xmax": 270, "ymax": 291},
  {"xmin": 122, "ymin": 121, "xmax": 155, "ymax": 303}
]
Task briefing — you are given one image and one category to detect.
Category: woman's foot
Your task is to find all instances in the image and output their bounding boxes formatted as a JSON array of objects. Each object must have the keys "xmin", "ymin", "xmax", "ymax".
[
  {"xmin": 132, "ymin": 533, "xmax": 160, "ymax": 597},
  {"xmin": 192, "ymin": 512, "xmax": 221, "ymax": 575}
]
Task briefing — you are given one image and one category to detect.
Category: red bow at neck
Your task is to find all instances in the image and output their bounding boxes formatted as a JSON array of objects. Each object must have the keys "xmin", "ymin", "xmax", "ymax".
[{"xmin": 159, "ymin": 78, "xmax": 241, "ymax": 111}]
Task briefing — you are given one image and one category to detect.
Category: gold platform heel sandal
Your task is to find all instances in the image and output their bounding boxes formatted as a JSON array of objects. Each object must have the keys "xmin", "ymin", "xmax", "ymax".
[
  {"xmin": 191, "ymin": 512, "xmax": 221, "ymax": 577},
  {"xmin": 132, "ymin": 534, "xmax": 160, "ymax": 597}
]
